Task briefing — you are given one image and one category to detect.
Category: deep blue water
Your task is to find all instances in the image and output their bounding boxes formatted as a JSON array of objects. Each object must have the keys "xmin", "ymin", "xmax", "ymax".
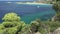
[{"xmin": 0, "ymin": 2, "xmax": 56, "ymax": 23}]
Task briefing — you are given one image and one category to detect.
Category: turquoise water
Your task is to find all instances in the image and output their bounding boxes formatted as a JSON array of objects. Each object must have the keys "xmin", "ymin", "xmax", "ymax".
[{"xmin": 0, "ymin": 2, "xmax": 56, "ymax": 23}]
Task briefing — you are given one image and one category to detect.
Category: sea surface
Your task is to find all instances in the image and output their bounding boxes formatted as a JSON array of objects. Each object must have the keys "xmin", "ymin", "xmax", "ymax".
[{"xmin": 0, "ymin": 1, "xmax": 56, "ymax": 23}]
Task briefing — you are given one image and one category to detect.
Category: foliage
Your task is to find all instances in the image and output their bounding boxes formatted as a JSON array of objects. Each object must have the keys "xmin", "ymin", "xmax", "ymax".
[
  {"xmin": 38, "ymin": 27, "xmax": 47, "ymax": 34},
  {"xmin": 0, "ymin": 24, "xmax": 5, "ymax": 30},
  {"xmin": 53, "ymin": 1, "xmax": 60, "ymax": 11},
  {"xmin": 0, "ymin": 13, "xmax": 26, "ymax": 34},
  {"xmin": 44, "ymin": 21, "xmax": 60, "ymax": 32},
  {"xmin": 2, "ymin": 13, "xmax": 21, "ymax": 21},
  {"xmin": 18, "ymin": 24, "xmax": 31, "ymax": 34},
  {"xmin": 52, "ymin": 0, "xmax": 60, "ymax": 21},
  {"xmin": 4, "ymin": 27, "xmax": 17, "ymax": 34},
  {"xmin": 34, "ymin": 20, "xmax": 60, "ymax": 33},
  {"xmin": 30, "ymin": 19, "xmax": 41, "ymax": 33},
  {"xmin": 0, "ymin": 13, "xmax": 60, "ymax": 34}
]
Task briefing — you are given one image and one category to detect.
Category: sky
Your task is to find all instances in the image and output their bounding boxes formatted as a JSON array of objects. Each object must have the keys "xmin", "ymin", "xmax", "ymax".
[{"xmin": 0, "ymin": 0, "xmax": 34, "ymax": 1}]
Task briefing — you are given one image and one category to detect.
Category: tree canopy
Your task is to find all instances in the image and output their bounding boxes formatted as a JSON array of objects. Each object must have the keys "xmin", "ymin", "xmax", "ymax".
[
  {"xmin": 0, "ymin": 13, "xmax": 26, "ymax": 34},
  {"xmin": 2, "ymin": 13, "xmax": 21, "ymax": 21}
]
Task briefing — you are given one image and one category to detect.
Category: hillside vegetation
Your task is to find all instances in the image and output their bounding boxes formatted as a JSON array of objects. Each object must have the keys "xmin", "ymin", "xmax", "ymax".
[{"xmin": 0, "ymin": 13, "xmax": 60, "ymax": 34}]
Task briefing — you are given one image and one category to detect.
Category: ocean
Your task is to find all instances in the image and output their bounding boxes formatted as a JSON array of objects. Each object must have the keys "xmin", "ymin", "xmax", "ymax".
[{"xmin": 0, "ymin": 1, "xmax": 56, "ymax": 23}]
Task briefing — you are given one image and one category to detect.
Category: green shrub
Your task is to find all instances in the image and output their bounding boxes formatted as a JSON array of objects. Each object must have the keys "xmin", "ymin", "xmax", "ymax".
[
  {"xmin": 0, "ymin": 24, "xmax": 5, "ymax": 30},
  {"xmin": 0, "ymin": 13, "xmax": 26, "ymax": 34},
  {"xmin": 18, "ymin": 25, "xmax": 31, "ymax": 34},
  {"xmin": 38, "ymin": 27, "xmax": 47, "ymax": 34},
  {"xmin": 2, "ymin": 13, "xmax": 21, "ymax": 21}
]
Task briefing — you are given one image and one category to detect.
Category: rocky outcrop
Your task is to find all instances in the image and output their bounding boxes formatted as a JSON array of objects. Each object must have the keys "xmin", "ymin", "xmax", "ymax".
[{"xmin": 53, "ymin": 27, "xmax": 60, "ymax": 34}]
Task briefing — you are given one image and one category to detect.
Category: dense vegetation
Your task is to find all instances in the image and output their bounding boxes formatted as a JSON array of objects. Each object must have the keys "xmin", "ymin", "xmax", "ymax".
[
  {"xmin": 0, "ymin": 13, "xmax": 60, "ymax": 34},
  {"xmin": 53, "ymin": 0, "xmax": 60, "ymax": 11}
]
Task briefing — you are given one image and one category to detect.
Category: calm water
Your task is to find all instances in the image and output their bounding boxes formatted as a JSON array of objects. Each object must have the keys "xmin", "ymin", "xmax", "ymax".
[{"xmin": 0, "ymin": 2, "xmax": 56, "ymax": 23}]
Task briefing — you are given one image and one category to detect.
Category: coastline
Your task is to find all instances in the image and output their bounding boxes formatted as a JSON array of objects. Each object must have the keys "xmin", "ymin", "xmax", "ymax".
[{"xmin": 7, "ymin": 2, "xmax": 52, "ymax": 5}]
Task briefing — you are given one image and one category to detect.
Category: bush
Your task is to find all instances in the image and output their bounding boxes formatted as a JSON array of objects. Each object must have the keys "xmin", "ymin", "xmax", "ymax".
[
  {"xmin": 0, "ymin": 24, "xmax": 5, "ymax": 30},
  {"xmin": 44, "ymin": 21, "xmax": 60, "ymax": 32},
  {"xmin": 0, "ymin": 13, "xmax": 26, "ymax": 34},
  {"xmin": 2, "ymin": 13, "xmax": 21, "ymax": 21},
  {"xmin": 18, "ymin": 24, "xmax": 31, "ymax": 34}
]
